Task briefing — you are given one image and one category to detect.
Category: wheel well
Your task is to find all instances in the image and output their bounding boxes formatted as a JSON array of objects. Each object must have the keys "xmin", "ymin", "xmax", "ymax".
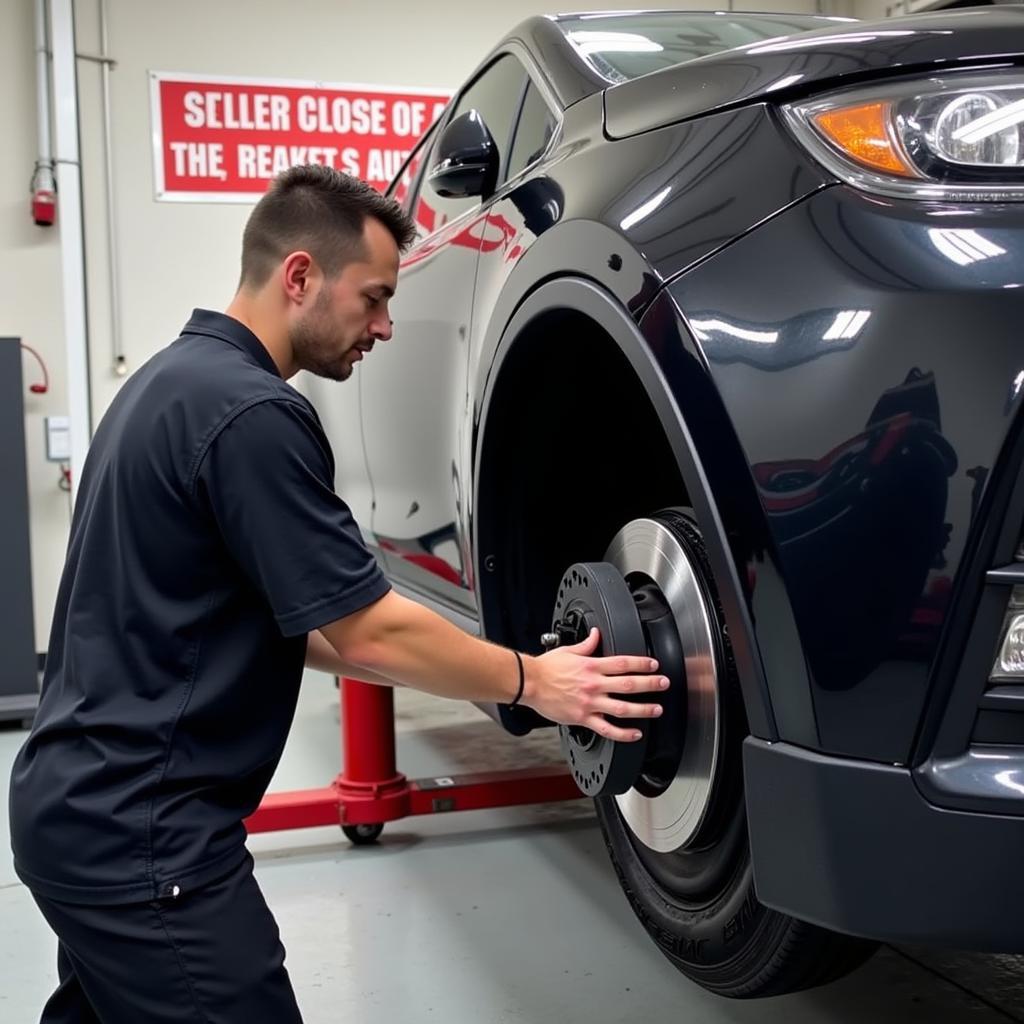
[{"xmin": 476, "ymin": 308, "xmax": 688, "ymax": 653}]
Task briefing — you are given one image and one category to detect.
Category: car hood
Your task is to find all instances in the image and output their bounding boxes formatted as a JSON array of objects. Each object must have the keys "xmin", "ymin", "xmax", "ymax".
[{"xmin": 604, "ymin": 7, "xmax": 1024, "ymax": 139}]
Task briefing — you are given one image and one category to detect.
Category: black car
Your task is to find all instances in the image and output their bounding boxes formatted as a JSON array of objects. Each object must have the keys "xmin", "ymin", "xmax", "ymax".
[{"xmin": 308, "ymin": 7, "xmax": 1024, "ymax": 998}]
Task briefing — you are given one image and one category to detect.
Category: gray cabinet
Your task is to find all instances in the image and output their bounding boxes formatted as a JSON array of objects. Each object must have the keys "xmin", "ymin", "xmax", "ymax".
[{"xmin": 0, "ymin": 338, "xmax": 39, "ymax": 722}]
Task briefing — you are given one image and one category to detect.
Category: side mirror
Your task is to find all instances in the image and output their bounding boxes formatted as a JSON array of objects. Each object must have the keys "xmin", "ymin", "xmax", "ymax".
[{"xmin": 427, "ymin": 110, "xmax": 499, "ymax": 199}]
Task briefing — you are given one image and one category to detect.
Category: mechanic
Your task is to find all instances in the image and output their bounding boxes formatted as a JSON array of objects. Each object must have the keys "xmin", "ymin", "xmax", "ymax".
[{"xmin": 8, "ymin": 164, "xmax": 668, "ymax": 1024}]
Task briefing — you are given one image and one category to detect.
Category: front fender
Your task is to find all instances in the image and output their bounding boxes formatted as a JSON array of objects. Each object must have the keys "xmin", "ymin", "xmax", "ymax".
[
  {"xmin": 472, "ymin": 276, "xmax": 781, "ymax": 741},
  {"xmin": 668, "ymin": 184, "xmax": 1024, "ymax": 764}
]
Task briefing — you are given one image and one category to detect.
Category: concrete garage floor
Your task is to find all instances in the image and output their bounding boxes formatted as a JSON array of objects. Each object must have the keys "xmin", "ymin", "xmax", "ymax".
[{"xmin": 3, "ymin": 672, "xmax": 1024, "ymax": 1023}]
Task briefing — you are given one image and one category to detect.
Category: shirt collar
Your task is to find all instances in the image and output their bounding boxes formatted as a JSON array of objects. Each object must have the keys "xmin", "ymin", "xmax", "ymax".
[{"xmin": 182, "ymin": 309, "xmax": 282, "ymax": 378}]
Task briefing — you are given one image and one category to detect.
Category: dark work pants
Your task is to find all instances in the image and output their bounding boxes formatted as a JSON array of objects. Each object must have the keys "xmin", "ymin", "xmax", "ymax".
[{"xmin": 30, "ymin": 852, "xmax": 303, "ymax": 1024}]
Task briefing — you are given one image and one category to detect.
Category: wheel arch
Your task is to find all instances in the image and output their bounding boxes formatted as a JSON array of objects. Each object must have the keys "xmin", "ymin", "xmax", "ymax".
[{"xmin": 472, "ymin": 276, "xmax": 778, "ymax": 740}]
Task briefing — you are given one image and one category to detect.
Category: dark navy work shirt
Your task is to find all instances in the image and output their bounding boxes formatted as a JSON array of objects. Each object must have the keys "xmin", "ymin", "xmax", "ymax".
[{"xmin": 9, "ymin": 310, "xmax": 390, "ymax": 904}]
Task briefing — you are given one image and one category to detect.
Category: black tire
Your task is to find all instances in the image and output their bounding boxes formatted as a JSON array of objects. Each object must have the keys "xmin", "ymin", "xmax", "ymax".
[{"xmin": 594, "ymin": 508, "xmax": 877, "ymax": 998}]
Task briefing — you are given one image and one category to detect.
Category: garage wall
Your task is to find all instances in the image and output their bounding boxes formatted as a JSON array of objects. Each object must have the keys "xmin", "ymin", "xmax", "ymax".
[
  {"xmin": 1, "ymin": 2, "xmax": 69, "ymax": 657},
  {"xmin": 849, "ymin": 0, "xmax": 967, "ymax": 19},
  {"xmin": 6, "ymin": 0, "xmax": 846, "ymax": 652},
  {"xmin": 850, "ymin": 0, "xmax": 911, "ymax": 17}
]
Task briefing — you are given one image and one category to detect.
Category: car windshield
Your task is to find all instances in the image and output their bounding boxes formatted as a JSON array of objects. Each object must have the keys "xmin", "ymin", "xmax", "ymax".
[{"xmin": 555, "ymin": 12, "xmax": 853, "ymax": 83}]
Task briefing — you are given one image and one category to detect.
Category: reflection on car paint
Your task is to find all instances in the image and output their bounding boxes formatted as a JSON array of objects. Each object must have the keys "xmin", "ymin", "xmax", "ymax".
[
  {"xmin": 687, "ymin": 306, "xmax": 871, "ymax": 369},
  {"xmin": 752, "ymin": 368, "xmax": 956, "ymax": 693},
  {"xmin": 377, "ymin": 527, "xmax": 465, "ymax": 588}
]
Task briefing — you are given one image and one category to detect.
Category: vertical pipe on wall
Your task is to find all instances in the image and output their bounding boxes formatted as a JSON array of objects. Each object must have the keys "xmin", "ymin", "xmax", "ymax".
[
  {"xmin": 99, "ymin": 0, "xmax": 125, "ymax": 377},
  {"xmin": 49, "ymin": 0, "xmax": 92, "ymax": 506},
  {"xmin": 34, "ymin": 0, "xmax": 56, "ymax": 195}
]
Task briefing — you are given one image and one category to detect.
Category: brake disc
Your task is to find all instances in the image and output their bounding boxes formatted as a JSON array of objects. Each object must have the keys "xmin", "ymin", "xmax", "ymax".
[{"xmin": 550, "ymin": 562, "xmax": 654, "ymax": 797}]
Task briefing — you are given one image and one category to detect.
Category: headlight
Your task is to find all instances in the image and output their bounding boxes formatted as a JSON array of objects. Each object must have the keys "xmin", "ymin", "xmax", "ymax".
[{"xmin": 783, "ymin": 70, "xmax": 1024, "ymax": 202}]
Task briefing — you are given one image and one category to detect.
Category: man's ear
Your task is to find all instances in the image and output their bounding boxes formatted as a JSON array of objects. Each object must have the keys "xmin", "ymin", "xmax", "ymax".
[{"xmin": 281, "ymin": 251, "xmax": 315, "ymax": 305}]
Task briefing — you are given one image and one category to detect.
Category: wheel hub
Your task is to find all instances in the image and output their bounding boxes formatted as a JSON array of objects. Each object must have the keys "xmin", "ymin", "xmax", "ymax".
[
  {"xmin": 550, "ymin": 516, "xmax": 722, "ymax": 853},
  {"xmin": 551, "ymin": 562, "xmax": 651, "ymax": 797}
]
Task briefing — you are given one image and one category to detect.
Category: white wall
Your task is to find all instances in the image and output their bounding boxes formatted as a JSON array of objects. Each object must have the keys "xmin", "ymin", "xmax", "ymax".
[
  {"xmin": 850, "ymin": 0, "xmax": 908, "ymax": 18},
  {"xmin": 6, "ymin": 0, "xmax": 846, "ymax": 652},
  {"xmin": 2, "ymin": 1, "xmax": 70, "ymax": 655},
  {"xmin": 849, "ymin": 0, "xmax": 958, "ymax": 19}
]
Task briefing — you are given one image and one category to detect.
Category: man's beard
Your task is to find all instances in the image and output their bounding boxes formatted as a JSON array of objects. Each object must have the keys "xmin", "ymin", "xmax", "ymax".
[{"xmin": 290, "ymin": 292, "xmax": 354, "ymax": 382}]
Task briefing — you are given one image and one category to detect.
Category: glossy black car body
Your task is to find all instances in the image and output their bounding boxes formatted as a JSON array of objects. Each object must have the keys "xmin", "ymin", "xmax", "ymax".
[{"xmin": 314, "ymin": 7, "xmax": 1024, "ymax": 993}]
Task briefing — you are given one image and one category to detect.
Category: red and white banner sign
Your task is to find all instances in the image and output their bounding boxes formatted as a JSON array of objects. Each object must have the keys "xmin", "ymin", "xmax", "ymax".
[{"xmin": 149, "ymin": 72, "xmax": 452, "ymax": 202}]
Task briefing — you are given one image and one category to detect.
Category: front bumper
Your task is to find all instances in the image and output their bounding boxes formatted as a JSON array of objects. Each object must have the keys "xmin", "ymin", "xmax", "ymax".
[{"xmin": 745, "ymin": 738, "xmax": 1024, "ymax": 950}]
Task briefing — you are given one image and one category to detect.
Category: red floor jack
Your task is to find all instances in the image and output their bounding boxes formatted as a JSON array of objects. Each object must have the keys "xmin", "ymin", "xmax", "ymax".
[{"xmin": 244, "ymin": 679, "xmax": 583, "ymax": 844}]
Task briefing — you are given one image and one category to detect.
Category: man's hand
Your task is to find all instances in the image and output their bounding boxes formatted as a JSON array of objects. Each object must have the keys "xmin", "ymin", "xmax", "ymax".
[{"xmin": 521, "ymin": 627, "xmax": 668, "ymax": 743}]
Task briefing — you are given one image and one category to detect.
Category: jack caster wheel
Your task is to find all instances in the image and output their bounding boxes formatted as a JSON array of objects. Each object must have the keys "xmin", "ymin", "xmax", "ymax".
[{"xmin": 343, "ymin": 823, "xmax": 384, "ymax": 845}]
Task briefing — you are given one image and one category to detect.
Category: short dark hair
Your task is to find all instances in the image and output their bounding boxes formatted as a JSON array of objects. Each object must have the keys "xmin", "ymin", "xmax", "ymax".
[{"xmin": 238, "ymin": 165, "xmax": 416, "ymax": 289}]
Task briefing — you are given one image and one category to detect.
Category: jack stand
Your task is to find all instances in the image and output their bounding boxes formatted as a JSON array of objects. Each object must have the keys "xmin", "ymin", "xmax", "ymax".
[{"xmin": 245, "ymin": 679, "xmax": 583, "ymax": 844}]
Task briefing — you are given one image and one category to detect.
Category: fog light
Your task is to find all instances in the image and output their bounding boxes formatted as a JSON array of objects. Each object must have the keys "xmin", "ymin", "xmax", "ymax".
[{"xmin": 991, "ymin": 586, "xmax": 1024, "ymax": 681}]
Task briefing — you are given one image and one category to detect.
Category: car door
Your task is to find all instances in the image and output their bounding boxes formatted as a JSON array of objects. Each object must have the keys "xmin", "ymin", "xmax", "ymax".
[{"xmin": 359, "ymin": 54, "xmax": 528, "ymax": 614}]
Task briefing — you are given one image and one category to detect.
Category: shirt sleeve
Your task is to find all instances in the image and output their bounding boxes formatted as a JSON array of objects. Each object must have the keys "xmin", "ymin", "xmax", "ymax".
[{"xmin": 194, "ymin": 397, "xmax": 390, "ymax": 637}]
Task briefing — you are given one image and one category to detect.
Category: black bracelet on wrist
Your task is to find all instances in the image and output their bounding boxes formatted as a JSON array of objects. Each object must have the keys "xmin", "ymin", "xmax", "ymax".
[{"xmin": 509, "ymin": 650, "xmax": 525, "ymax": 709}]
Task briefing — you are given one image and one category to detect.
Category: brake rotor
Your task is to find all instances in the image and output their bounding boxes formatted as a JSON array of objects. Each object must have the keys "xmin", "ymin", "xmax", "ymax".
[
  {"xmin": 605, "ymin": 514, "xmax": 722, "ymax": 852},
  {"xmin": 551, "ymin": 561, "xmax": 682, "ymax": 797}
]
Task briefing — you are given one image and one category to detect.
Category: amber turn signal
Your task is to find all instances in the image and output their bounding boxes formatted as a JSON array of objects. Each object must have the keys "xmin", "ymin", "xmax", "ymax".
[{"xmin": 812, "ymin": 102, "xmax": 918, "ymax": 178}]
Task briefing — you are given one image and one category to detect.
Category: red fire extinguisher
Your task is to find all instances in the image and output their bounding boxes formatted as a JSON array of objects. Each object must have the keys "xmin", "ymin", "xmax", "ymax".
[{"xmin": 31, "ymin": 163, "xmax": 57, "ymax": 227}]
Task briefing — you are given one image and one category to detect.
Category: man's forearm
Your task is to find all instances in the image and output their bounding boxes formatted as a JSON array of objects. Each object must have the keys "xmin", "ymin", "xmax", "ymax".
[
  {"xmin": 321, "ymin": 592, "xmax": 527, "ymax": 705},
  {"xmin": 305, "ymin": 628, "xmax": 403, "ymax": 688}
]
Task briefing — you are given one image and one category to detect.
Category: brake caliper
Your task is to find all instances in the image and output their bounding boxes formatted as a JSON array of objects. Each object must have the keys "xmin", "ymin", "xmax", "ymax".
[{"xmin": 546, "ymin": 562, "xmax": 685, "ymax": 797}]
